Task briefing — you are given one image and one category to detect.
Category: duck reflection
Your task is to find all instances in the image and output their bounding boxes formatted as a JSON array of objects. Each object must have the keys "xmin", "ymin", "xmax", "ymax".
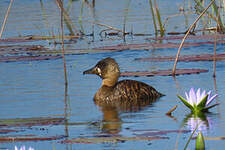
[
  {"xmin": 96, "ymin": 96, "xmax": 159, "ymax": 134},
  {"xmin": 100, "ymin": 106, "xmax": 121, "ymax": 134}
]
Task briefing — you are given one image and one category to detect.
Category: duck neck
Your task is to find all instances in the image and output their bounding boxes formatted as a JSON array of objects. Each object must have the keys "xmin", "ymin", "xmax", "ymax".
[{"xmin": 102, "ymin": 77, "xmax": 118, "ymax": 87}]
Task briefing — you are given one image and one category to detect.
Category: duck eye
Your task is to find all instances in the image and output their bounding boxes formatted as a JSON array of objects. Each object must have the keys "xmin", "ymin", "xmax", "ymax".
[{"xmin": 96, "ymin": 67, "xmax": 102, "ymax": 76}]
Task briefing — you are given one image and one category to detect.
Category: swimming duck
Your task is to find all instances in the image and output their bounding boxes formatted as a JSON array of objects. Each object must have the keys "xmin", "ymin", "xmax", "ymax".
[{"xmin": 83, "ymin": 57, "xmax": 163, "ymax": 108}]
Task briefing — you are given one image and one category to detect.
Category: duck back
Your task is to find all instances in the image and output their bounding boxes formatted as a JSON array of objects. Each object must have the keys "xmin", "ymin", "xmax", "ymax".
[{"xmin": 94, "ymin": 79, "xmax": 163, "ymax": 109}]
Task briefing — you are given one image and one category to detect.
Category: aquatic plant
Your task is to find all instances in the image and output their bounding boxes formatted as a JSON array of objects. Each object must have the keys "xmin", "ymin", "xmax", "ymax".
[
  {"xmin": 178, "ymin": 88, "xmax": 218, "ymax": 113},
  {"xmin": 172, "ymin": 0, "xmax": 216, "ymax": 75},
  {"xmin": 196, "ymin": 132, "xmax": 205, "ymax": 150},
  {"xmin": 148, "ymin": 0, "xmax": 164, "ymax": 37},
  {"xmin": 0, "ymin": 0, "xmax": 13, "ymax": 39},
  {"xmin": 194, "ymin": 0, "xmax": 225, "ymax": 33}
]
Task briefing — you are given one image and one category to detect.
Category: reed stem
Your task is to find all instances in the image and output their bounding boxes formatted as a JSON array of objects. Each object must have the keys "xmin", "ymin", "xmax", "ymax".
[
  {"xmin": 184, "ymin": 123, "xmax": 199, "ymax": 150},
  {"xmin": 56, "ymin": 0, "xmax": 78, "ymax": 36},
  {"xmin": 59, "ymin": 0, "xmax": 68, "ymax": 86},
  {"xmin": 153, "ymin": 0, "xmax": 164, "ymax": 37},
  {"xmin": 172, "ymin": 0, "xmax": 216, "ymax": 76},
  {"xmin": 149, "ymin": 0, "xmax": 158, "ymax": 36},
  {"xmin": 0, "ymin": 0, "xmax": 13, "ymax": 39}
]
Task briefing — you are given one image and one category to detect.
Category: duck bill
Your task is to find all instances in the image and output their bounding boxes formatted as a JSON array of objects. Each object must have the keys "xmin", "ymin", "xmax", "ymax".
[{"xmin": 83, "ymin": 67, "xmax": 97, "ymax": 75}]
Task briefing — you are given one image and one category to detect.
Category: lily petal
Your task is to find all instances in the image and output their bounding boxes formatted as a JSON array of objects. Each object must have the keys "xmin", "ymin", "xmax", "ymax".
[
  {"xmin": 196, "ymin": 88, "xmax": 201, "ymax": 105},
  {"xmin": 185, "ymin": 92, "xmax": 189, "ymax": 100},
  {"xmin": 206, "ymin": 94, "xmax": 218, "ymax": 106},
  {"xmin": 190, "ymin": 88, "xmax": 196, "ymax": 105},
  {"xmin": 185, "ymin": 92, "xmax": 191, "ymax": 105},
  {"xmin": 200, "ymin": 90, "xmax": 206, "ymax": 101}
]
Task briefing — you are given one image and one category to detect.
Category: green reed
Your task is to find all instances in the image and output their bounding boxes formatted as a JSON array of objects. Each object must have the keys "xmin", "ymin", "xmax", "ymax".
[
  {"xmin": 194, "ymin": 0, "xmax": 225, "ymax": 33},
  {"xmin": 149, "ymin": 0, "xmax": 164, "ymax": 37},
  {"xmin": 56, "ymin": 0, "xmax": 78, "ymax": 36}
]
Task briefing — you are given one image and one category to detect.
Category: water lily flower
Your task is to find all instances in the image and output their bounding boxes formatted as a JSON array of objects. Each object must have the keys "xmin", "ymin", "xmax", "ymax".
[{"xmin": 178, "ymin": 88, "xmax": 218, "ymax": 113}]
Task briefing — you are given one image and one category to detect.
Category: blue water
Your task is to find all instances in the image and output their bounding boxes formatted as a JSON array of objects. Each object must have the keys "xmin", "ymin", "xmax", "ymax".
[{"xmin": 0, "ymin": 0, "xmax": 225, "ymax": 150}]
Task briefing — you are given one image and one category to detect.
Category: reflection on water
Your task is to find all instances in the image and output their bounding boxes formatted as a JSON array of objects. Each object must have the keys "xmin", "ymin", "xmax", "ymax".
[
  {"xmin": 14, "ymin": 145, "xmax": 34, "ymax": 150},
  {"xmin": 183, "ymin": 113, "xmax": 214, "ymax": 134},
  {"xmin": 96, "ymin": 96, "xmax": 160, "ymax": 134},
  {"xmin": 101, "ymin": 106, "xmax": 121, "ymax": 134}
]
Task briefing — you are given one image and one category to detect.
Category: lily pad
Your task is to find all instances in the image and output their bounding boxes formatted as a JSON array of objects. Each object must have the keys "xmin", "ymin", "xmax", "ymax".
[
  {"xmin": 147, "ymin": 34, "xmax": 225, "ymax": 41},
  {"xmin": 0, "ymin": 135, "xmax": 64, "ymax": 142},
  {"xmin": 0, "ymin": 35, "xmax": 79, "ymax": 43},
  {"xmin": 121, "ymin": 69, "xmax": 208, "ymax": 77},
  {"xmin": 60, "ymin": 136, "xmax": 169, "ymax": 144},
  {"xmin": 92, "ymin": 42, "xmax": 202, "ymax": 51},
  {"xmin": 133, "ymin": 129, "xmax": 190, "ymax": 136},
  {"xmin": 0, "ymin": 129, "xmax": 21, "ymax": 134},
  {"xmin": 0, "ymin": 55, "xmax": 62, "ymax": 62},
  {"xmin": 0, "ymin": 117, "xmax": 66, "ymax": 127},
  {"xmin": 0, "ymin": 45, "xmax": 48, "ymax": 55},
  {"xmin": 136, "ymin": 54, "xmax": 225, "ymax": 62}
]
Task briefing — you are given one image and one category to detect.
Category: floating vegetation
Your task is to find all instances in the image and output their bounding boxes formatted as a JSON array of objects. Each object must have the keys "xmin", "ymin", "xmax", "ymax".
[
  {"xmin": 0, "ymin": 129, "xmax": 21, "ymax": 134},
  {"xmin": 133, "ymin": 129, "xmax": 190, "ymax": 136},
  {"xmin": 0, "ymin": 55, "xmax": 62, "ymax": 62},
  {"xmin": 60, "ymin": 136, "xmax": 169, "ymax": 144},
  {"xmin": 136, "ymin": 54, "xmax": 225, "ymax": 62},
  {"xmin": 0, "ymin": 135, "xmax": 65, "ymax": 142},
  {"xmin": 121, "ymin": 69, "xmax": 208, "ymax": 77},
  {"xmin": 0, "ymin": 117, "xmax": 66, "ymax": 127}
]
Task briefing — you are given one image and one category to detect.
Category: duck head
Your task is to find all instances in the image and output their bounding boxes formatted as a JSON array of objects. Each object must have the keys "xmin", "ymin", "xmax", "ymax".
[{"xmin": 83, "ymin": 57, "xmax": 120, "ymax": 87}]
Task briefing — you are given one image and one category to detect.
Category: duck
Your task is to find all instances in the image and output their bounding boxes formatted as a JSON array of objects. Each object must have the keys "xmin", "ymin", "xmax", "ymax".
[{"xmin": 83, "ymin": 57, "xmax": 164, "ymax": 109}]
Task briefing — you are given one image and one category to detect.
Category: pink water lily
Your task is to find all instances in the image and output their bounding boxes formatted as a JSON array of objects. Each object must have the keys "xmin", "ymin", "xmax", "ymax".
[{"xmin": 178, "ymin": 88, "xmax": 218, "ymax": 113}]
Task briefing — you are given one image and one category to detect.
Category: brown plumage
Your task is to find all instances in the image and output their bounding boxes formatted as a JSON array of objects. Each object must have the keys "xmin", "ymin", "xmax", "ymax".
[{"xmin": 83, "ymin": 57, "xmax": 164, "ymax": 110}]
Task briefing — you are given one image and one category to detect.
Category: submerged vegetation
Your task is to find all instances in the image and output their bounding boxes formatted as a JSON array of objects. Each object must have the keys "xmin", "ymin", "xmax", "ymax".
[{"xmin": 0, "ymin": 0, "xmax": 225, "ymax": 149}]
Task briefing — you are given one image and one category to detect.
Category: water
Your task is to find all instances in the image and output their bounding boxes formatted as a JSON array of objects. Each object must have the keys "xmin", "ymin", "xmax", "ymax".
[{"xmin": 0, "ymin": 0, "xmax": 225, "ymax": 150}]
